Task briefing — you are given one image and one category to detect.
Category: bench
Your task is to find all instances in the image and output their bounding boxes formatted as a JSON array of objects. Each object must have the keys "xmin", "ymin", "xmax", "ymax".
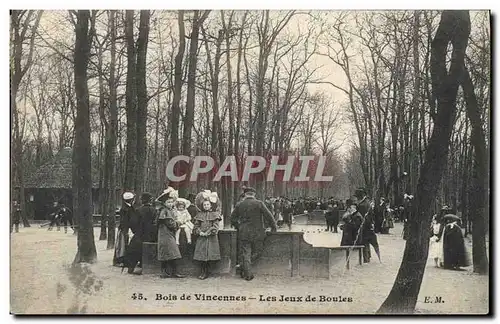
[{"xmin": 328, "ymin": 246, "xmax": 364, "ymax": 270}]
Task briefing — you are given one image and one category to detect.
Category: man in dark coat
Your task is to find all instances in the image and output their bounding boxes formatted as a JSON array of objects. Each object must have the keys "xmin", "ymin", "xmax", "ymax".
[
  {"xmin": 340, "ymin": 199, "xmax": 363, "ymax": 246},
  {"xmin": 125, "ymin": 192, "xmax": 156, "ymax": 274},
  {"xmin": 282, "ymin": 199, "xmax": 294, "ymax": 230},
  {"xmin": 187, "ymin": 194, "xmax": 198, "ymax": 219},
  {"xmin": 325, "ymin": 203, "xmax": 340, "ymax": 233},
  {"xmin": 139, "ymin": 193, "xmax": 157, "ymax": 243},
  {"xmin": 58, "ymin": 203, "xmax": 74, "ymax": 234},
  {"xmin": 11, "ymin": 200, "xmax": 21, "ymax": 233},
  {"xmin": 230, "ymin": 187, "xmax": 277, "ymax": 281},
  {"xmin": 355, "ymin": 188, "xmax": 379, "ymax": 263}
]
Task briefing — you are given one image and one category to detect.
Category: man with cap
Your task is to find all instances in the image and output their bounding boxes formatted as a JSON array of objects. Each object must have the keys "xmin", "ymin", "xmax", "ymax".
[{"xmin": 230, "ymin": 187, "xmax": 277, "ymax": 281}]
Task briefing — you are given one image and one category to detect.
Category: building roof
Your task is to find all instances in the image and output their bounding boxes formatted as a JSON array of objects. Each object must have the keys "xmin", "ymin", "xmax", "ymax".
[{"xmin": 24, "ymin": 147, "xmax": 101, "ymax": 189}]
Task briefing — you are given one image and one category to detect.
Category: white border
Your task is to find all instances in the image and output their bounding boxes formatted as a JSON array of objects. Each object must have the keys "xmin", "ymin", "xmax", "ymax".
[{"xmin": 2, "ymin": 2, "xmax": 497, "ymax": 324}]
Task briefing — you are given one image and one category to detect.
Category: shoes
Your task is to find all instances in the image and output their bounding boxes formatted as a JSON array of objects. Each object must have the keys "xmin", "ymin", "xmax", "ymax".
[
  {"xmin": 173, "ymin": 273, "xmax": 186, "ymax": 278},
  {"xmin": 244, "ymin": 275, "xmax": 254, "ymax": 281}
]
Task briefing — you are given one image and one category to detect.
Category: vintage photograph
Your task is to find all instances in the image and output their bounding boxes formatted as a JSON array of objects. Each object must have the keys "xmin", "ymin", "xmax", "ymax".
[{"xmin": 9, "ymin": 9, "xmax": 490, "ymax": 315}]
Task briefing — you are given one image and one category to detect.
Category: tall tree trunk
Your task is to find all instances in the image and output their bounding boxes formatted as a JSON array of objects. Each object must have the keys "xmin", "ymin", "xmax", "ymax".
[
  {"xmin": 221, "ymin": 10, "xmax": 234, "ymax": 211},
  {"xmin": 124, "ymin": 10, "xmax": 138, "ymax": 191},
  {"xmin": 182, "ymin": 10, "xmax": 207, "ymax": 196},
  {"xmin": 135, "ymin": 10, "xmax": 150, "ymax": 193},
  {"xmin": 73, "ymin": 10, "xmax": 97, "ymax": 264},
  {"xmin": 97, "ymin": 42, "xmax": 108, "ymax": 241},
  {"xmin": 461, "ymin": 66, "xmax": 489, "ymax": 274},
  {"xmin": 410, "ymin": 10, "xmax": 421, "ymax": 194},
  {"xmin": 106, "ymin": 9, "xmax": 117, "ymax": 249},
  {"xmin": 169, "ymin": 11, "xmax": 185, "ymax": 189},
  {"xmin": 10, "ymin": 10, "xmax": 42, "ymax": 228},
  {"xmin": 377, "ymin": 10, "xmax": 470, "ymax": 314},
  {"xmin": 234, "ymin": 12, "xmax": 247, "ymax": 204}
]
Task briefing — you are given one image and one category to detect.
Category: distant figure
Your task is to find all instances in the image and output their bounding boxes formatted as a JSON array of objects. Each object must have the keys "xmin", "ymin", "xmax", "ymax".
[
  {"xmin": 57, "ymin": 203, "xmax": 74, "ymax": 234},
  {"xmin": 47, "ymin": 201, "xmax": 61, "ymax": 231},
  {"xmin": 325, "ymin": 203, "xmax": 340, "ymax": 233},
  {"xmin": 230, "ymin": 187, "xmax": 277, "ymax": 281},
  {"xmin": 11, "ymin": 200, "xmax": 21, "ymax": 233},
  {"xmin": 282, "ymin": 200, "xmax": 294, "ymax": 231}
]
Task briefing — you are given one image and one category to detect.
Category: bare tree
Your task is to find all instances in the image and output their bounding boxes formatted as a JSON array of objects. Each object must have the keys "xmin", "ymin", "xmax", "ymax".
[
  {"xmin": 10, "ymin": 10, "xmax": 43, "ymax": 227},
  {"xmin": 73, "ymin": 9, "xmax": 98, "ymax": 264}
]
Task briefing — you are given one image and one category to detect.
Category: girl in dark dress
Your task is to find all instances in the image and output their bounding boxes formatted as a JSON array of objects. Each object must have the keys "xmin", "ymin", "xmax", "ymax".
[{"xmin": 193, "ymin": 198, "xmax": 222, "ymax": 280}]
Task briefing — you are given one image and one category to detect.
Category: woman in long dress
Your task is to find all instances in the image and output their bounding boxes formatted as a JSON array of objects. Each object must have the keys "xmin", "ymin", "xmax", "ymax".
[{"xmin": 442, "ymin": 217, "xmax": 469, "ymax": 270}]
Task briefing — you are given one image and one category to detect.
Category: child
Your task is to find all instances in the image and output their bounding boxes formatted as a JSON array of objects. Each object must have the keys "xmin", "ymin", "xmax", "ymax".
[
  {"xmin": 174, "ymin": 198, "xmax": 194, "ymax": 245},
  {"xmin": 193, "ymin": 194, "xmax": 221, "ymax": 280},
  {"xmin": 429, "ymin": 214, "xmax": 444, "ymax": 267}
]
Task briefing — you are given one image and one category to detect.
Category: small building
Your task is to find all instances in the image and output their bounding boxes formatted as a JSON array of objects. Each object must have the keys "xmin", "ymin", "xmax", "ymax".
[{"xmin": 22, "ymin": 147, "xmax": 120, "ymax": 220}]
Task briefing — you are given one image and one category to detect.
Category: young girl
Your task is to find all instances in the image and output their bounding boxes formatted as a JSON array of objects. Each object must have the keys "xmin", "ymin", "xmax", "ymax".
[
  {"xmin": 429, "ymin": 214, "xmax": 444, "ymax": 267},
  {"xmin": 193, "ymin": 193, "xmax": 221, "ymax": 280},
  {"xmin": 174, "ymin": 198, "xmax": 194, "ymax": 245}
]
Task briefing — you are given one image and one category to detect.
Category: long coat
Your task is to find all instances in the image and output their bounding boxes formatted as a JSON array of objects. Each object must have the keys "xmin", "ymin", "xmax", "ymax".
[
  {"xmin": 193, "ymin": 211, "xmax": 221, "ymax": 261},
  {"xmin": 138, "ymin": 203, "xmax": 157, "ymax": 242},
  {"xmin": 157, "ymin": 207, "xmax": 182, "ymax": 261},
  {"xmin": 340, "ymin": 211, "xmax": 363, "ymax": 246},
  {"xmin": 230, "ymin": 197, "xmax": 277, "ymax": 241},
  {"xmin": 443, "ymin": 222, "xmax": 469, "ymax": 268}
]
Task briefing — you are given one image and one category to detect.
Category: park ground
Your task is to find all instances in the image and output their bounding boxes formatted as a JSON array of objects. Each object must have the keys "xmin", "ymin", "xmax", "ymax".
[{"xmin": 10, "ymin": 223, "xmax": 488, "ymax": 315}]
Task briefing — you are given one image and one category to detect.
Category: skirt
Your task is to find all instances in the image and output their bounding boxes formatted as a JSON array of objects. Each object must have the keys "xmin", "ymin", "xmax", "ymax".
[{"xmin": 429, "ymin": 235, "xmax": 443, "ymax": 260}]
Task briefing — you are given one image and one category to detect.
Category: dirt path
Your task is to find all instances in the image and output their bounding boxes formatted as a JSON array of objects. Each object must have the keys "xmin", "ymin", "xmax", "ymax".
[{"xmin": 10, "ymin": 223, "xmax": 488, "ymax": 314}]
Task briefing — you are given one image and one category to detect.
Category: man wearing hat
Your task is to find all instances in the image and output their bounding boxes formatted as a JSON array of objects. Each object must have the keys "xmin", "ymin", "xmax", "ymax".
[
  {"xmin": 124, "ymin": 192, "xmax": 155, "ymax": 275},
  {"xmin": 230, "ymin": 187, "xmax": 277, "ymax": 281},
  {"xmin": 354, "ymin": 188, "xmax": 379, "ymax": 263}
]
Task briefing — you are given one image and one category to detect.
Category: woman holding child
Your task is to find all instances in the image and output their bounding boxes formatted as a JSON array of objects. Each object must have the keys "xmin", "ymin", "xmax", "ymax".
[{"xmin": 156, "ymin": 187, "xmax": 186, "ymax": 278}]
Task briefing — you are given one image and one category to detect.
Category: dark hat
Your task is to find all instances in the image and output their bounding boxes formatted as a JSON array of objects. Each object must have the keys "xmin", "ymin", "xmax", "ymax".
[
  {"xmin": 243, "ymin": 186, "xmax": 256, "ymax": 194},
  {"xmin": 141, "ymin": 192, "xmax": 153, "ymax": 203},
  {"xmin": 354, "ymin": 188, "xmax": 366, "ymax": 199}
]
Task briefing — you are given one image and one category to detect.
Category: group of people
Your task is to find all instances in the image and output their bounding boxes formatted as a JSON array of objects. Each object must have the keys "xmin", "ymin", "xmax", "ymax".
[
  {"xmin": 429, "ymin": 205, "xmax": 470, "ymax": 270},
  {"xmin": 115, "ymin": 188, "xmax": 223, "ymax": 280},
  {"xmin": 115, "ymin": 185, "xmax": 280, "ymax": 281},
  {"xmin": 46, "ymin": 201, "xmax": 75, "ymax": 233}
]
